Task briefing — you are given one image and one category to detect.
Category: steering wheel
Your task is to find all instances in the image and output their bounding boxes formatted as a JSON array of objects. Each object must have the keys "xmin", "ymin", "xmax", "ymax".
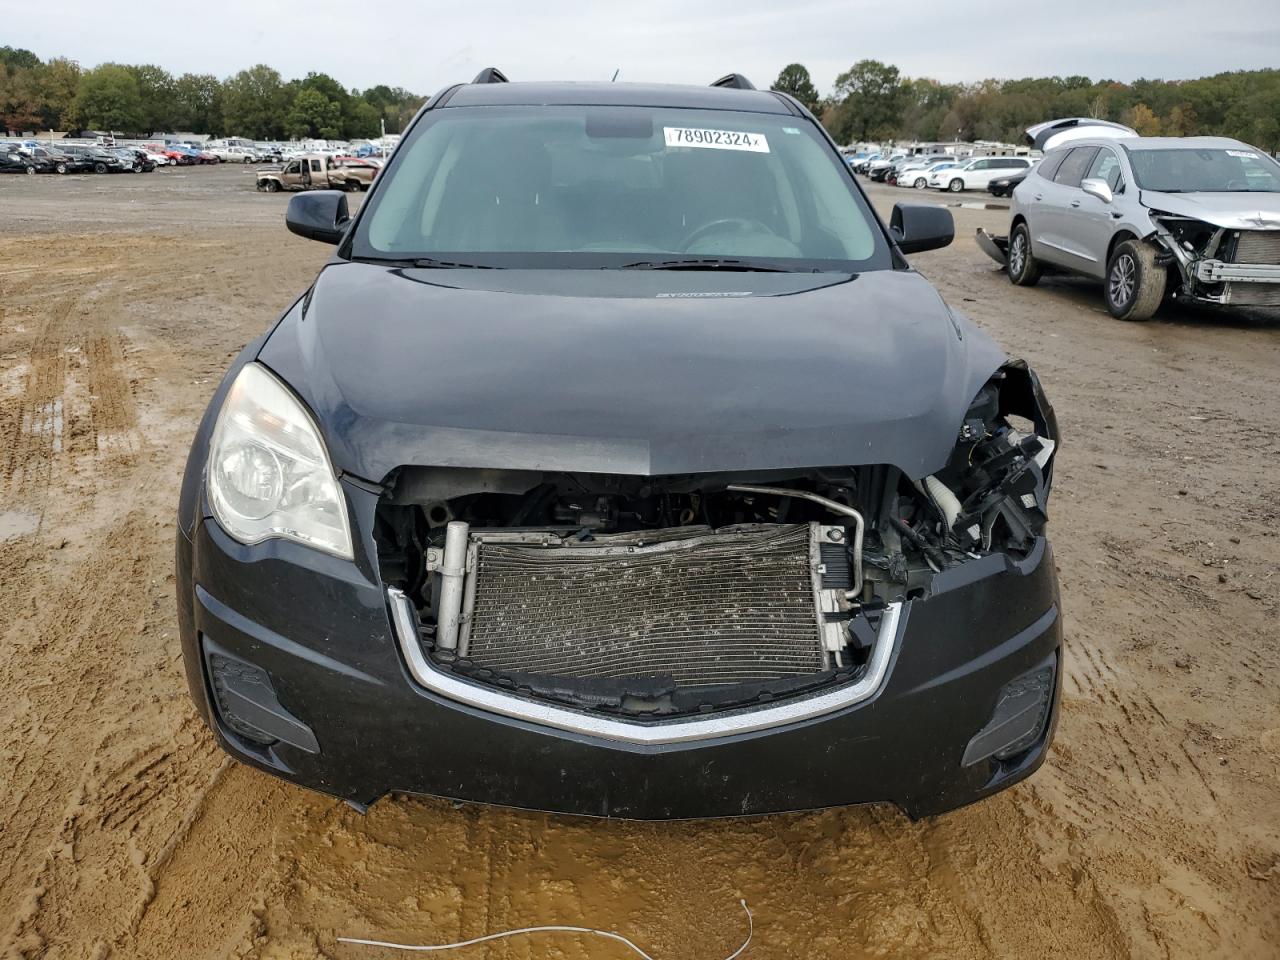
[{"xmin": 680, "ymin": 217, "xmax": 773, "ymax": 252}]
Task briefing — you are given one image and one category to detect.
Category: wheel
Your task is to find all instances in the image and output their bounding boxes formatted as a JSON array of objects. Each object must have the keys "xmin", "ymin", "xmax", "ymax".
[
  {"xmin": 26, "ymin": 165, "xmax": 36, "ymax": 175},
  {"xmin": 1106, "ymin": 239, "xmax": 1166, "ymax": 321},
  {"xmin": 264, "ymin": 179, "xmax": 281, "ymax": 193},
  {"xmin": 244, "ymin": 156, "xmax": 253, "ymax": 163},
  {"xmin": 94, "ymin": 162, "xmax": 108, "ymax": 174},
  {"xmin": 948, "ymin": 178, "xmax": 964, "ymax": 193},
  {"xmin": 913, "ymin": 177, "xmax": 927, "ymax": 189},
  {"xmin": 1007, "ymin": 222, "xmax": 1041, "ymax": 287},
  {"xmin": 55, "ymin": 162, "xmax": 68, "ymax": 175}
]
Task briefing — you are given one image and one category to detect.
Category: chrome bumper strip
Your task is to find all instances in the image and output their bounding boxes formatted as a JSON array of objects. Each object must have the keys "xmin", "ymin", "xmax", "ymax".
[{"xmin": 387, "ymin": 587, "xmax": 904, "ymax": 746}]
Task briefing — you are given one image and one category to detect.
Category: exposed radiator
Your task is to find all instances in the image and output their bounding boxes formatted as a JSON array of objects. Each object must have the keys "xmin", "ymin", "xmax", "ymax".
[
  {"xmin": 459, "ymin": 524, "xmax": 829, "ymax": 686},
  {"xmin": 1231, "ymin": 230, "xmax": 1280, "ymax": 265}
]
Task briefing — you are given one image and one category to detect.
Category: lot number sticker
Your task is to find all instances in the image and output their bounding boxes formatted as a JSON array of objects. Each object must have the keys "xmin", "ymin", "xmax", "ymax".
[{"xmin": 664, "ymin": 127, "xmax": 770, "ymax": 153}]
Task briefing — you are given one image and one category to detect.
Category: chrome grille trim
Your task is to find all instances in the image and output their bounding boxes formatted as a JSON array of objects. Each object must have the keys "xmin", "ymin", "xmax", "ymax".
[{"xmin": 388, "ymin": 587, "xmax": 905, "ymax": 745}]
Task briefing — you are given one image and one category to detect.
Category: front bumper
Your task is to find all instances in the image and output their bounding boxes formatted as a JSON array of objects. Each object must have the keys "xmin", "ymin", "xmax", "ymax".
[{"xmin": 177, "ymin": 477, "xmax": 1063, "ymax": 820}]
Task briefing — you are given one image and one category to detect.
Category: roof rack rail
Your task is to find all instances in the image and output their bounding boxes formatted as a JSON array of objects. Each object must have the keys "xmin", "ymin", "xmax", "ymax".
[
  {"xmin": 472, "ymin": 67, "xmax": 509, "ymax": 84},
  {"xmin": 710, "ymin": 73, "xmax": 755, "ymax": 90}
]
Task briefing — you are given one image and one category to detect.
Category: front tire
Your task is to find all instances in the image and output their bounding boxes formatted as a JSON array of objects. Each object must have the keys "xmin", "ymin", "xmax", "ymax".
[
  {"xmin": 913, "ymin": 177, "xmax": 927, "ymax": 189},
  {"xmin": 1106, "ymin": 240, "xmax": 1166, "ymax": 321},
  {"xmin": 948, "ymin": 178, "xmax": 964, "ymax": 193},
  {"xmin": 264, "ymin": 179, "xmax": 281, "ymax": 193},
  {"xmin": 94, "ymin": 162, "xmax": 108, "ymax": 174},
  {"xmin": 1007, "ymin": 222, "xmax": 1041, "ymax": 286},
  {"xmin": 55, "ymin": 162, "xmax": 68, "ymax": 175}
]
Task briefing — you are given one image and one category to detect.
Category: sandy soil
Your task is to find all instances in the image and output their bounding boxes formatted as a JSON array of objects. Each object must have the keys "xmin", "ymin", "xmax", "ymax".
[{"xmin": 0, "ymin": 166, "xmax": 1276, "ymax": 960}]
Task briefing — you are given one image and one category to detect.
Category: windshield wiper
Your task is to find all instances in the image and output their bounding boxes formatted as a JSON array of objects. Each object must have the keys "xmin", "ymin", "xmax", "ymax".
[
  {"xmin": 618, "ymin": 257, "xmax": 799, "ymax": 272},
  {"xmin": 348, "ymin": 254, "xmax": 497, "ymax": 270}
]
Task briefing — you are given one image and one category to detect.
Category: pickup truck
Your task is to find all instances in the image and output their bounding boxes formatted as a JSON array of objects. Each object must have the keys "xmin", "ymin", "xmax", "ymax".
[{"xmin": 255, "ymin": 154, "xmax": 369, "ymax": 193}]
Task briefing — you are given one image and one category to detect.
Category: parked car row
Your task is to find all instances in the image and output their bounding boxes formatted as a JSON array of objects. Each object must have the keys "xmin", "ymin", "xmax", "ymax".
[
  {"xmin": 0, "ymin": 141, "xmax": 164, "ymax": 174},
  {"xmin": 849, "ymin": 149, "xmax": 1038, "ymax": 194}
]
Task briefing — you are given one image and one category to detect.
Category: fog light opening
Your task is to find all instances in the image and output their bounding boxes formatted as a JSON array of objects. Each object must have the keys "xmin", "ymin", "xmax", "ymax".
[
  {"xmin": 962, "ymin": 654, "xmax": 1056, "ymax": 767},
  {"xmin": 203, "ymin": 639, "xmax": 320, "ymax": 754}
]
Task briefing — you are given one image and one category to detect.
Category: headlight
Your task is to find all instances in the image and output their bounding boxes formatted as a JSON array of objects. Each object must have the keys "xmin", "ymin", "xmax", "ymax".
[{"xmin": 206, "ymin": 363, "xmax": 353, "ymax": 559}]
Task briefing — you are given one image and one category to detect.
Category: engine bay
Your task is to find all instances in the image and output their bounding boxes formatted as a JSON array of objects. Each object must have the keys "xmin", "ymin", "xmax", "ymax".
[{"xmin": 374, "ymin": 366, "xmax": 1057, "ymax": 716}]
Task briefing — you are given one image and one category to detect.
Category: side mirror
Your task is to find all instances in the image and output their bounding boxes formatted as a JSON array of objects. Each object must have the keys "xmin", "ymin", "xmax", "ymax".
[
  {"xmin": 1080, "ymin": 178, "xmax": 1113, "ymax": 204},
  {"xmin": 890, "ymin": 202, "xmax": 954, "ymax": 254},
  {"xmin": 285, "ymin": 190, "xmax": 350, "ymax": 244}
]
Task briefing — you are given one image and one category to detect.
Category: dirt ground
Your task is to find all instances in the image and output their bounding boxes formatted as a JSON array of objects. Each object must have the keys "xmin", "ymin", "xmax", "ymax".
[{"xmin": 0, "ymin": 164, "xmax": 1276, "ymax": 960}]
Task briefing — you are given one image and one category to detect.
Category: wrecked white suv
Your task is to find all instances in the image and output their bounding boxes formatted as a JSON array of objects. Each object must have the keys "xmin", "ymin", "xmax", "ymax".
[{"xmin": 979, "ymin": 127, "xmax": 1280, "ymax": 320}]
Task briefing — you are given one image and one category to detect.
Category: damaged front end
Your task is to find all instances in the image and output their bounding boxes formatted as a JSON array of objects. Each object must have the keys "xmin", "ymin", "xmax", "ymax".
[
  {"xmin": 1148, "ymin": 214, "xmax": 1280, "ymax": 308},
  {"xmin": 373, "ymin": 362, "xmax": 1057, "ymax": 738}
]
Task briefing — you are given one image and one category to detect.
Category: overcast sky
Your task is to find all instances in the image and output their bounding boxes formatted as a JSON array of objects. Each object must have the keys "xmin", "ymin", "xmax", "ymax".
[{"xmin": 9, "ymin": 1, "xmax": 1280, "ymax": 94}]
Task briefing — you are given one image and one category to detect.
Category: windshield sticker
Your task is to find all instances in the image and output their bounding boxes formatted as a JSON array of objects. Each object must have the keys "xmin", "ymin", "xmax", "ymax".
[
  {"xmin": 1227, "ymin": 150, "xmax": 1259, "ymax": 159},
  {"xmin": 664, "ymin": 127, "xmax": 769, "ymax": 153}
]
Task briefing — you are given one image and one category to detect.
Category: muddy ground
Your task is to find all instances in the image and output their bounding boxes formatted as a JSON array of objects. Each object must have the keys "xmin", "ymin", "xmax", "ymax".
[{"xmin": 0, "ymin": 164, "xmax": 1276, "ymax": 959}]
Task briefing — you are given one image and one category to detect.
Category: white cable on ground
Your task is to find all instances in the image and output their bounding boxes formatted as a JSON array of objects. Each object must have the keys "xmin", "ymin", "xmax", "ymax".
[{"xmin": 337, "ymin": 898, "xmax": 753, "ymax": 958}]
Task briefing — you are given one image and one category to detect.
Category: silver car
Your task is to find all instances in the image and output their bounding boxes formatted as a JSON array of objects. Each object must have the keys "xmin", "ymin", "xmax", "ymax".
[{"xmin": 978, "ymin": 136, "xmax": 1280, "ymax": 319}]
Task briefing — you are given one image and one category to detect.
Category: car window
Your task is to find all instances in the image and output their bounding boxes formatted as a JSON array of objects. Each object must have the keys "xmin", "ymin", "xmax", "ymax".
[
  {"xmin": 1035, "ymin": 149, "xmax": 1069, "ymax": 181},
  {"xmin": 1086, "ymin": 148, "xmax": 1123, "ymax": 191},
  {"xmin": 1054, "ymin": 147, "xmax": 1100, "ymax": 187},
  {"xmin": 1126, "ymin": 146, "xmax": 1280, "ymax": 193},
  {"xmin": 357, "ymin": 104, "xmax": 889, "ymax": 270}
]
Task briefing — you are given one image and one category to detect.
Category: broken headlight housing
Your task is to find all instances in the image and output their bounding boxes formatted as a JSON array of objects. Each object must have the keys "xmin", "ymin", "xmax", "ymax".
[{"xmin": 206, "ymin": 363, "xmax": 353, "ymax": 559}]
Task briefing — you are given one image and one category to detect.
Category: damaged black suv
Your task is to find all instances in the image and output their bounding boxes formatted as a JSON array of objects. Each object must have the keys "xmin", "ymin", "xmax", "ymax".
[{"xmin": 177, "ymin": 71, "xmax": 1062, "ymax": 819}]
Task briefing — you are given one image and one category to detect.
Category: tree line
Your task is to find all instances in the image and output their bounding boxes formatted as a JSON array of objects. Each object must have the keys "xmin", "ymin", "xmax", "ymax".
[
  {"xmin": 771, "ymin": 61, "xmax": 1280, "ymax": 152},
  {"xmin": 6, "ymin": 46, "xmax": 1278, "ymax": 150},
  {"xmin": 0, "ymin": 45, "xmax": 425, "ymax": 140}
]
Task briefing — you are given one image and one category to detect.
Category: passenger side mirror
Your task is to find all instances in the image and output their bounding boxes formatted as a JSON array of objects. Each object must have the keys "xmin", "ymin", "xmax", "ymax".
[
  {"xmin": 1080, "ymin": 178, "xmax": 1113, "ymax": 204},
  {"xmin": 890, "ymin": 202, "xmax": 954, "ymax": 254},
  {"xmin": 285, "ymin": 190, "xmax": 350, "ymax": 244}
]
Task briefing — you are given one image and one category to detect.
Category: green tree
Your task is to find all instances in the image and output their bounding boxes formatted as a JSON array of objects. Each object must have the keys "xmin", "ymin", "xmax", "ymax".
[
  {"xmin": 173, "ymin": 73, "xmax": 223, "ymax": 135},
  {"xmin": 128, "ymin": 63, "xmax": 177, "ymax": 132},
  {"xmin": 770, "ymin": 63, "xmax": 820, "ymax": 114},
  {"xmin": 0, "ymin": 46, "xmax": 41, "ymax": 73},
  {"xmin": 343, "ymin": 97, "xmax": 381, "ymax": 138},
  {"xmin": 285, "ymin": 86, "xmax": 341, "ymax": 139},
  {"xmin": 831, "ymin": 60, "xmax": 903, "ymax": 143},
  {"xmin": 223, "ymin": 64, "xmax": 286, "ymax": 139},
  {"xmin": 38, "ymin": 57, "xmax": 81, "ymax": 129},
  {"xmin": 73, "ymin": 64, "xmax": 144, "ymax": 133},
  {"xmin": 0, "ymin": 68, "xmax": 43, "ymax": 133}
]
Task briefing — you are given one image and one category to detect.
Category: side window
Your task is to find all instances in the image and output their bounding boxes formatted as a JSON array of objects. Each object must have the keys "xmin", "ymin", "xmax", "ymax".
[
  {"xmin": 1054, "ymin": 147, "xmax": 1100, "ymax": 187},
  {"xmin": 310, "ymin": 159, "xmax": 323, "ymax": 173},
  {"xmin": 972, "ymin": 159, "xmax": 991, "ymax": 170},
  {"xmin": 285, "ymin": 160, "xmax": 300, "ymax": 174},
  {"xmin": 1086, "ymin": 148, "xmax": 1123, "ymax": 191},
  {"xmin": 1035, "ymin": 150, "xmax": 1068, "ymax": 181}
]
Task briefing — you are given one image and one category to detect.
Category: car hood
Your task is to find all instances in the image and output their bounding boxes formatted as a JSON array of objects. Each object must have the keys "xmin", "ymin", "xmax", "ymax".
[
  {"xmin": 1141, "ymin": 191, "xmax": 1280, "ymax": 230},
  {"xmin": 257, "ymin": 263, "xmax": 1007, "ymax": 483}
]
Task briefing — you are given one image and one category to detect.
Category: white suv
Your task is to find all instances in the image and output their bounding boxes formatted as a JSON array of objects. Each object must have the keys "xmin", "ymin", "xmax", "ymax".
[{"xmin": 930, "ymin": 156, "xmax": 1034, "ymax": 193}]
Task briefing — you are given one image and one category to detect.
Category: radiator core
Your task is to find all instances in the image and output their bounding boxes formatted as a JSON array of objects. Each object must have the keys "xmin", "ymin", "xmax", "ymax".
[{"xmin": 460, "ymin": 524, "xmax": 827, "ymax": 686}]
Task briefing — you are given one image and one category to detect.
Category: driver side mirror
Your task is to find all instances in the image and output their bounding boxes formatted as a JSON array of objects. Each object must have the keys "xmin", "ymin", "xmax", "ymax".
[
  {"xmin": 1080, "ymin": 178, "xmax": 1113, "ymax": 204},
  {"xmin": 890, "ymin": 203, "xmax": 954, "ymax": 254},
  {"xmin": 285, "ymin": 190, "xmax": 350, "ymax": 244}
]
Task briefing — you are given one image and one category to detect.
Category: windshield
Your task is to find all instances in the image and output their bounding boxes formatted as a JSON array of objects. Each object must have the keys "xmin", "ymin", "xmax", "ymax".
[
  {"xmin": 1127, "ymin": 146, "xmax": 1280, "ymax": 193},
  {"xmin": 353, "ymin": 104, "xmax": 887, "ymax": 270}
]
